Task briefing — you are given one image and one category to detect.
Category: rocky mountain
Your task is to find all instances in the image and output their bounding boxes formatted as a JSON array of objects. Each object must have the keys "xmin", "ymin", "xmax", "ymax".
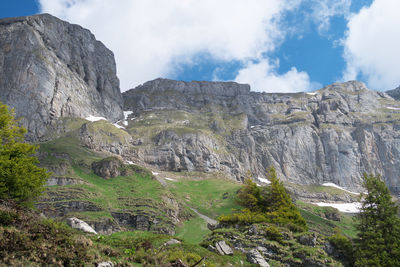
[
  {"xmin": 123, "ymin": 79, "xmax": 400, "ymax": 193},
  {"xmin": 1, "ymin": 14, "xmax": 400, "ymax": 195},
  {"xmin": 0, "ymin": 14, "xmax": 123, "ymax": 141},
  {"xmin": 386, "ymin": 85, "xmax": 400, "ymax": 100}
]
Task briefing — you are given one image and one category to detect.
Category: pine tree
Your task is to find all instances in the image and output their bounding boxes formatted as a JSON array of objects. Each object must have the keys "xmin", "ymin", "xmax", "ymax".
[
  {"xmin": 233, "ymin": 167, "xmax": 307, "ymax": 230},
  {"xmin": 0, "ymin": 102, "xmax": 49, "ymax": 205},
  {"xmin": 260, "ymin": 167, "xmax": 307, "ymax": 229},
  {"xmin": 236, "ymin": 171, "xmax": 261, "ymax": 210},
  {"xmin": 354, "ymin": 173, "xmax": 400, "ymax": 267}
]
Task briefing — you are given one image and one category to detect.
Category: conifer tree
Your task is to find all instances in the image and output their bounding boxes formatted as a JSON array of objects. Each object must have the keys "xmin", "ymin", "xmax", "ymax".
[
  {"xmin": 354, "ymin": 173, "xmax": 400, "ymax": 267},
  {"xmin": 260, "ymin": 167, "xmax": 307, "ymax": 229},
  {"xmin": 0, "ymin": 102, "xmax": 49, "ymax": 205},
  {"xmin": 236, "ymin": 171, "xmax": 261, "ymax": 210},
  {"xmin": 231, "ymin": 167, "xmax": 307, "ymax": 230}
]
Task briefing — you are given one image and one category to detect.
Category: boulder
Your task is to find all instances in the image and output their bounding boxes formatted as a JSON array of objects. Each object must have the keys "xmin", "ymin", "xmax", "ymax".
[
  {"xmin": 66, "ymin": 217, "xmax": 97, "ymax": 234},
  {"xmin": 164, "ymin": 239, "xmax": 181, "ymax": 246},
  {"xmin": 246, "ymin": 249, "xmax": 270, "ymax": 267},
  {"xmin": 215, "ymin": 240, "xmax": 233, "ymax": 255},
  {"xmin": 91, "ymin": 157, "xmax": 123, "ymax": 179},
  {"xmin": 97, "ymin": 262, "xmax": 114, "ymax": 267}
]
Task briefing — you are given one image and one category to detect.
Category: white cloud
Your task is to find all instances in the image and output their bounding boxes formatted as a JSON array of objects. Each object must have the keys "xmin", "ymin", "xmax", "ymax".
[
  {"xmin": 342, "ymin": 0, "xmax": 400, "ymax": 90},
  {"xmin": 234, "ymin": 59, "xmax": 320, "ymax": 92},
  {"xmin": 309, "ymin": 0, "xmax": 351, "ymax": 34},
  {"xmin": 39, "ymin": 0, "xmax": 298, "ymax": 91}
]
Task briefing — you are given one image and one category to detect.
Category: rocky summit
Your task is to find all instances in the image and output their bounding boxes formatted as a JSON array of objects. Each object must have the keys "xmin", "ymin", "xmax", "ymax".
[{"xmin": 0, "ymin": 14, "xmax": 123, "ymax": 141}]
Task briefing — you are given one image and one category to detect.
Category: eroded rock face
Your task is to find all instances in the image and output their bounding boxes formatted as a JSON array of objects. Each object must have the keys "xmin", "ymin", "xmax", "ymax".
[
  {"xmin": 92, "ymin": 157, "xmax": 123, "ymax": 179},
  {"xmin": 0, "ymin": 14, "xmax": 123, "ymax": 141},
  {"xmin": 123, "ymin": 79, "xmax": 400, "ymax": 192}
]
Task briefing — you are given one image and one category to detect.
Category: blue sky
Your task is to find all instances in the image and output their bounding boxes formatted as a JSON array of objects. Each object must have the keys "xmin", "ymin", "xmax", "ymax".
[{"xmin": 1, "ymin": 0, "xmax": 398, "ymax": 92}]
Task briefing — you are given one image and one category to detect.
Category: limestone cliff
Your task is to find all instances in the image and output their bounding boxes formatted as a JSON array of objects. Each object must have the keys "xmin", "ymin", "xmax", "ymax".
[
  {"xmin": 0, "ymin": 14, "xmax": 123, "ymax": 141},
  {"xmin": 123, "ymin": 79, "xmax": 400, "ymax": 193}
]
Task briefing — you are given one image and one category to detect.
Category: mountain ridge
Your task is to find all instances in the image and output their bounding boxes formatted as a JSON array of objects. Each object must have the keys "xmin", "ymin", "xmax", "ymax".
[{"xmin": 2, "ymin": 14, "xmax": 400, "ymax": 194}]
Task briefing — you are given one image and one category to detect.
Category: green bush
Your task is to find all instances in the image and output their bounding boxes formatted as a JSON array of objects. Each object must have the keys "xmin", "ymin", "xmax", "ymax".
[
  {"xmin": 0, "ymin": 209, "xmax": 18, "ymax": 226},
  {"xmin": 0, "ymin": 102, "xmax": 50, "ymax": 205},
  {"xmin": 329, "ymin": 234, "xmax": 354, "ymax": 266},
  {"xmin": 266, "ymin": 225, "xmax": 283, "ymax": 242},
  {"xmin": 221, "ymin": 167, "xmax": 307, "ymax": 231}
]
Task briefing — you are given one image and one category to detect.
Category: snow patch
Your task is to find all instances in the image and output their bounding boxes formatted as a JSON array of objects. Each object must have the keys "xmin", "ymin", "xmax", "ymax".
[
  {"xmin": 86, "ymin": 115, "xmax": 107, "ymax": 122},
  {"xmin": 124, "ymin": 111, "xmax": 133, "ymax": 119},
  {"xmin": 306, "ymin": 92, "xmax": 317, "ymax": 96},
  {"xmin": 258, "ymin": 177, "xmax": 271, "ymax": 184},
  {"xmin": 315, "ymin": 202, "xmax": 362, "ymax": 213},
  {"xmin": 165, "ymin": 177, "xmax": 176, "ymax": 181},
  {"xmin": 321, "ymin": 182, "xmax": 360, "ymax": 195},
  {"xmin": 386, "ymin": 106, "xmax": 400, "ymax": 110},
  {"xmin": 126, "ymin": 161, "xmax": 134, "ymax": 165},
  {"xmin": 113, "ymin": 123, "xmax": 125, "ymax": 129},
  {"xmin": 152, "ymin": 172, "xmax": 159, "ymax": 176}
]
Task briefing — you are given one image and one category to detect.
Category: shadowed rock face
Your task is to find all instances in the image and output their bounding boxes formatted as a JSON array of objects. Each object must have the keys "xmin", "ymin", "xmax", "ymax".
[
  {"xmin": 123, "ymin": 79, "xmax": 400, "ymax": 192},
  {"xmin": 386, "ymin": 86, "xmax": 400, "ymax": 100},
  {"xmin": 0, "ymin": 14, "xmax": 123, "ymax": 141}
]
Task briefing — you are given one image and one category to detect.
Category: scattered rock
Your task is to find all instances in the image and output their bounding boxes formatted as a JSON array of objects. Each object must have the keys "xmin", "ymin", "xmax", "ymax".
[
  {"xmin": 246, "ymin": 249, "xmax": 270, "ymax": 267},
  {"xmin": 97, "ymin": 262, "xmax": 114, "ymax": 267},
  {"xmin": 248, "ymin": 224, "xmax": 258, "ymax": 235},
  {"xmin": 164, "ymin": 239, "xmax": 181, "ymax": 246},
  {"xmin": 215, "ymin": 240, "xmax": 233, "ymax": 255},
  {"xmin": 66, "ymin": 217, "xmax": 97, "ymax": 234},
  {"xmin": 297, "ymin": 233, "xmax": 318, "ymax": 247},
  {"xmin": 207, "ymin": 222, "xmax": 218, "ymax": 230}
]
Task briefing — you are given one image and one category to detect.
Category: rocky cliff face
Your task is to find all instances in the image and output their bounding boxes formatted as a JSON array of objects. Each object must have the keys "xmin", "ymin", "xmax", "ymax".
[
  {"xmin": 123, "ymin": 79, "xmax": 400, "ymax": 193},
  {"xmin": 0, "ymin": 14, "xmax": 123, "ymax": 141}
]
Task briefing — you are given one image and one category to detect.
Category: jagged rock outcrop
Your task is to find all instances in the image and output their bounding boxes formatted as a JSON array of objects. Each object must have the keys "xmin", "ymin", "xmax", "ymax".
[
  {"xmin": 123, "ymin": 79, "xmax": 400, "ymax": 193},
  {"xmin": 91, "ymin": 157, "xmax": 123, "ymax": 179},
  {"xmin": 0, "ymin": 14, "xmax": 123, "ymax": 141}
]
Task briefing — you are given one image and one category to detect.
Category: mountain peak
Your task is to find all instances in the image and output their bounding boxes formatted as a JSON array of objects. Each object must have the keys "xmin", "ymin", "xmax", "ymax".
[{"xmin": 0, "ymin": 12, "xmax": 123, "ymax": 141}]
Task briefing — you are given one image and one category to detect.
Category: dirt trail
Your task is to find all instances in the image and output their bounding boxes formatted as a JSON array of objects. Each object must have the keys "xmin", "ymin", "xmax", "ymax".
[{"xmin": 190, "ymin": 207, "xmax": 217, "ymax": 225}]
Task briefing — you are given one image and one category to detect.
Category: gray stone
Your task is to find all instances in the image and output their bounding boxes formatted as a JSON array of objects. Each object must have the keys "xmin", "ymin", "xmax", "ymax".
[
  {"xmin": 46, "ymin": 177, "xmax": 84, "ymax": 186},
  {"xmin": 298, "ymin": 233, "xmax": 318, "ymax": 247},
  {"xmin": 66, "ymin": 217, "xmax": 97, "ymax": 234},
  {"xmin": 0, "ymin": 14, "xmax": 123, "ymax": 141},
  {"xmin": 91, "ymin": 157, "xmax": 123, "ymax": 179},
  {"xmin": 215, "ymin": 240, "xmax": 233, "ymax": 255},
  {"xmin": 97, "ymin": 262, "xmax": 114, "ymax": 267},
  {"xmin": 246, "ymin": 249, "xmax": 270, "ymax": 267},
  {"xmin": 164, "ymin": 239, "xmax": 181, "ymax": 246}
]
